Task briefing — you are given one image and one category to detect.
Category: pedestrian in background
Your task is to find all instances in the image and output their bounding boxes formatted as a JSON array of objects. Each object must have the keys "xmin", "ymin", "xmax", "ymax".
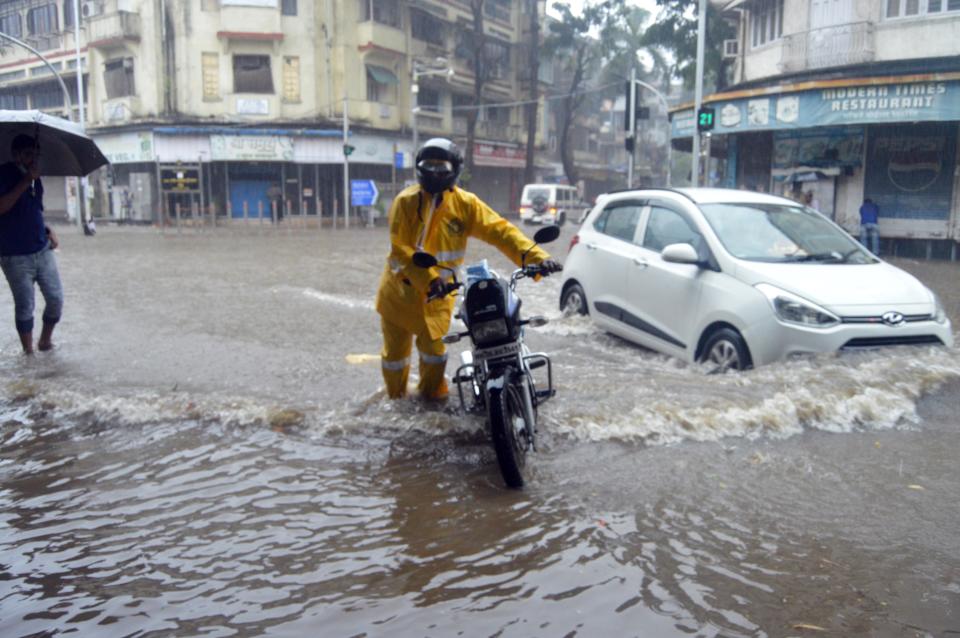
[
  {"xmin": 0, "ymin": 134, "xmax": 64, "ymax": 354},
  {"xmin": 859, "ymin": 197, "xmax": 880, "ymax": 255}
]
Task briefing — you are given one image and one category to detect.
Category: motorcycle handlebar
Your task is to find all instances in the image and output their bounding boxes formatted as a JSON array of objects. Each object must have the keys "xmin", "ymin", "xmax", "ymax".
[{"xmin": 427, "ymin": 281, "xmax": 461, "ymax": 302}]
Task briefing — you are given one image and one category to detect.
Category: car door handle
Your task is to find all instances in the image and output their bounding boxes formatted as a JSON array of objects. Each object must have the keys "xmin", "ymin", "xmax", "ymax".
[
  {"xmin": 632, "ymin": 257, "xmax": 648, "ymax": 269},
  {"xmin": 585, "ymin": 243, "xmax": 598, "ymax": 251}
]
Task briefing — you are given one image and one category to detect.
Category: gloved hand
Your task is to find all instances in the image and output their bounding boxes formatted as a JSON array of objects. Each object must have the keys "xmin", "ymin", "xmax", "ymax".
[
  {"xmin": 539, "ymin": 259, "xmax": 563, "ymax": 273},
  {"xmin": 427, "ymin": 277, "xmax": 446, "ymax": 300}
]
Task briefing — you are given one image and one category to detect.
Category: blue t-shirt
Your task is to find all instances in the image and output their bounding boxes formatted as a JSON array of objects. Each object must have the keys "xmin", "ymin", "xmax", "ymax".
[
  {"xmin": 0, "ymin": 162, "xmax": 47, "ymax": 256},
  {"xmin": 859, "ymin": 201, "xmax": 879, "ymax": 225}
]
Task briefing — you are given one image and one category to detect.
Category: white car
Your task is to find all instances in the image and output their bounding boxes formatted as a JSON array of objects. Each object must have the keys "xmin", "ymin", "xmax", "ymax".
[{"xmin": 559, "ymin": 188, "xmax": 954, "ymax": 371}]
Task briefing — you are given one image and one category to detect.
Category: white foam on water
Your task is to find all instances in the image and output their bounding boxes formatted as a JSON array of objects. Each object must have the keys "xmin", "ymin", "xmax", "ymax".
[{"xmin": 548, "ymin": 347, "xmax": 960, "ymax": 445}]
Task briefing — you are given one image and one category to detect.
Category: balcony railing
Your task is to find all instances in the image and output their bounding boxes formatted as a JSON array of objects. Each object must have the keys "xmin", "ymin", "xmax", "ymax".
[
  {"xmin": 87, "ymin": 11, "xmax": 141, "ymax": 47},
  {"xmin": 24, "ymin": 34, "xmax": 62, "ymax": 52},
  {"xmin": 780, "ymin": 22, "xmax": 874, "ymax": 73}
]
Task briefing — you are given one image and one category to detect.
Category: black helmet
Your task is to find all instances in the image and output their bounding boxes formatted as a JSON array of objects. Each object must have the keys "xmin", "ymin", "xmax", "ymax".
[{"xmin": 415, "ymin": 138, "xmax": 463, "ymax": 194}]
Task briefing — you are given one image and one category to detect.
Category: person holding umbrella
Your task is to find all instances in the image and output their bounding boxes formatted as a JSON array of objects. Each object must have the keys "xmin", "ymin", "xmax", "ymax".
[{"xmin": 0, "ymin": 134, "xmax": 63, "ymax": 354}]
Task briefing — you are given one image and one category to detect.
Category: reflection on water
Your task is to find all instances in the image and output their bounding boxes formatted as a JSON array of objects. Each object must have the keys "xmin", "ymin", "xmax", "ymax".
[{"xmin": 1, "ymin": 228, "xmax": 958, "ymax": 636}]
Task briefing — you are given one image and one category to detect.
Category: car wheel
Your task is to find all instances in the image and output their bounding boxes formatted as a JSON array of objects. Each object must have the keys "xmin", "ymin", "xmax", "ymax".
[
  {"xmin": 700, "ymin": 328, "xmax": 751, "ymax": 373},
  {"xmin": 560, "ymin": 283, "xmax": 588, "ymax": 316}
]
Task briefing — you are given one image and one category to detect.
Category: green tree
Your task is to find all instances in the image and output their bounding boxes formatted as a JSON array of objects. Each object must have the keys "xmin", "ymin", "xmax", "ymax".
[{"xmin": 643, "ymin": 0, "xmax": 735, "ymax": 92}]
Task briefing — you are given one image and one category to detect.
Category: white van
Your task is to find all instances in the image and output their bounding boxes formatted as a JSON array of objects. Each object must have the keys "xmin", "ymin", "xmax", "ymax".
[{"xmin": 519, "ymin": 183, "xmax": 586, "ymax": 227}]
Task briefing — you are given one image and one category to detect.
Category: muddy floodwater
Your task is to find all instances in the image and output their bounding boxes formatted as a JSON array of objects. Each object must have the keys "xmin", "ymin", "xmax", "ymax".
[{"xmin": 1, "ymin": 225, "xmax": 958, "ymax": 637}]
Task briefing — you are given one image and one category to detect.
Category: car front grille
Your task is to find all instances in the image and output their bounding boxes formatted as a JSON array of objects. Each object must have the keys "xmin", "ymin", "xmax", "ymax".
[
  {"xmin": 840, "ymin": 314, "xmax": 932, "ymax": 324},
  {"xmin": 841, "ymin": 335, "xmax": 944, "ymax": 348}
]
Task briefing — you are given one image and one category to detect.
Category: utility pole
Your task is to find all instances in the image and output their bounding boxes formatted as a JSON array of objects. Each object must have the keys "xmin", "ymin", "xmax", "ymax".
[
  {"xmin": 692, "ymin": 0, "xmax": 708, "ymax": 187},
  {"xmin": 342, "ymin": 95, "xmax": 349, "ymax": 229},
  {"xmin": 72, "ymin": 0, "xmax": 88, "ymax": 232},
  {"xmin": 627, "ymin": 67, "xmax": 637, "ymax": 189}
]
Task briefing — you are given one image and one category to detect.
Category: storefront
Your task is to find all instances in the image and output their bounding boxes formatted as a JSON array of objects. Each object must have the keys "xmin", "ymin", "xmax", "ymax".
[
  {"xmin": 671, "ymin": 73, "xmax": 960, "ymax": 246},
  {"xmin": 92, "ymin": 127, "xmax": 411, "ymax": 225}
]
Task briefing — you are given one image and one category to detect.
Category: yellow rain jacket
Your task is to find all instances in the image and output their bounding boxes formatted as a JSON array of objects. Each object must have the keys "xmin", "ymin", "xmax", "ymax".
[{"xmin": 376, "ymin": 185, "xmax": 550, "ymax": 341}]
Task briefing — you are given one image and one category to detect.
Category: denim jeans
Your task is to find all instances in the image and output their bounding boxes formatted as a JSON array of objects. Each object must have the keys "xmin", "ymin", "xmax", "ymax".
[
  {"xmin": 860, "ymin": 222, "xmax": 880, "ymax": 255},
  {"xmin": 1, "ymin": 243, "xmax": 63, "ymax": 334}
]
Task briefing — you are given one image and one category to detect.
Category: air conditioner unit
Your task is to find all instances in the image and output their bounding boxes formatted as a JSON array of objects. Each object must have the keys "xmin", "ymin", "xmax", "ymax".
[
  {"xmin": 723, "ymin": 39, "xmax": 740, "ymax": 58},
  {"xmin": 81, "ymin": 1, "xmax": 104, "ymax": 18}
]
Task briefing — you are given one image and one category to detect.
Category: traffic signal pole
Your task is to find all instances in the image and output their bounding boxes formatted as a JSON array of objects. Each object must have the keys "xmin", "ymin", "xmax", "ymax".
[
  {"xmin": 627, "ymin": 67, "xmax": 637, "ymax": 189},
  {"xmin": 692, "ymin": 0, "xmax": 707, "ymax": 187},
  {"xmin": 342, "ymin": 95, "xmax": 349, "ymax": 229}
]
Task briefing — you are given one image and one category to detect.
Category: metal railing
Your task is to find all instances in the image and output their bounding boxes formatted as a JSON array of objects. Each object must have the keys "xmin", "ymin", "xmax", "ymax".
[{"xmin": 780, "ymin": 22, "xmax": 875, "ymax": 73}]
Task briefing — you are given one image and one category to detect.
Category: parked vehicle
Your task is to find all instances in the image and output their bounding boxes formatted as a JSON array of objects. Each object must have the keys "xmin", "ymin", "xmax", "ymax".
[
  {"xmin": 413, "ymin": 226, "xmax": 562, "ymax": 488},
  {"xmin": 519, "ymin": 183, "xmax": 586, "ymax": 227},
  {"xmin": 560, "ymin": 188, "xmax": 953, "ymax": 372}
]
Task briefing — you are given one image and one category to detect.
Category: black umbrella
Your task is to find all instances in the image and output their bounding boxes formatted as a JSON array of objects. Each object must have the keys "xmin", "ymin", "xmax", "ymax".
[{"xmin": 0, "ymin": 109, "xmax": 108, "ymax": 176}]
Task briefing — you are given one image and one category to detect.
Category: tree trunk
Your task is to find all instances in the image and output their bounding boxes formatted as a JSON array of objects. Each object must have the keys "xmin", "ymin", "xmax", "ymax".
[
  {"xmin": 465, "ymin": 0, "xmax": 487, "ymax": 179},
  {"xmin": 558, "ymin": 45, "xmax": 586, "ymax": 187},
  {"xmin": 523, "ymin": 0, "xmax": 539, "ymax": 186}
]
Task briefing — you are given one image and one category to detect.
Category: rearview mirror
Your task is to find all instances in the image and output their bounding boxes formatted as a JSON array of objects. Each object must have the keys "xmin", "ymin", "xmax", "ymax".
[
  {"xmin": 661, "ymin": 243, "xmax": 701, "ymax": 265},
  {"xmin": 412, "ymin": 251, "xmax": 438, "ymax": 268},
  {"xmin": 533, "ymin": 225, "xmax": 561, "ymax": 245}
]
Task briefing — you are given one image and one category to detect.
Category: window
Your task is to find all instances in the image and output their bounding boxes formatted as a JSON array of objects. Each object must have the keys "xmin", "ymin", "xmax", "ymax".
[
  {"xmin": 366, "ymin": 64, "xmax": 397, "ymax": 104},
  {"xmin": 411, "ymin": 8, "xmax": 444, "ymax": 46},
  {"xmin": 63, "ymin": 1, "xmax": 74, "ymax": 28},
  {"xmin": 202, "ymin": 52, "xmax": 220, "ymax": 100},
  {"xmin": 0, "ymin": 93, "xmax": 27, "ymax": 110},
  {"xmin": 281, "ymin": 0, "xmax": 296, "ymax": 16},
  {"xmin": 484, "ymin": 0, "xmax": 511, "ymax": 22},
  {"xmin": 233, "ymin": 55, "xmax": 273, "ymax": 94},
  {"xmin": 27, "ymin": 4, "xmax": 57, "ymax": 35},
  {"xmin": 104, "ymin": 57, "xmax": 135, "ymax": 99},
  {"xmin": 0, "ymin": 13, "xmax": 22, "ymax": 38},
  {"xmin": 594, "ymin": 205, "xmax": 642, "ymax": 243},
  {"xmin": 282, "ymin": 56, "xmax": 300, "ymax": 102},
  {"xmin": 887, "ymin": 0, "xmax": 960, "ymax": 17},
  {"xmin": 482, "ymin": 105, "xmax": 510, "ymax": 123},
  {"xmin": 642, "ymin": 207, "xmax": 701, "ymax": 253},
  {"xmin": 485, "ymin": 39, "xmax": 511, "ymax": 79},
  {"xmin": 359, "ymin": 0, "xmax": 400, "ymax": 26},
  {"xmin": 750, "ymin": 0, "xmax": 783, "ymax": 48},
  {"xmin": 32, "ymin": 82, "xmax": 63, "ymax": 109},
  {"xmin": 418, "ymin": 87, "xmax": 441, "ymax": 112}
]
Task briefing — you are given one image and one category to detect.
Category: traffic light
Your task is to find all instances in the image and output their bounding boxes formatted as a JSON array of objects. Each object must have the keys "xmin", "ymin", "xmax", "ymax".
[
  {"xmin": 343, "ymin": 144, "xmax": 356, "ymax": 156},
  {"xmin": 637, "ymin": 106, "xmax": 650, "ymax": 120},
  {"xmin": 697, "ymin": 107, "xmax": 715, "ymax": 132},
  {"xmin": 625, "ymin": 136, "xmax": 635, "ymax": 153}
]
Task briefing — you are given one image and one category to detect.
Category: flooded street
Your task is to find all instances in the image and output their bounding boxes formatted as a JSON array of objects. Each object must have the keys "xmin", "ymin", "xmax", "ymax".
[{"xmin": 1, "ymin": 225, "xmax": 959, "ymax": 637}]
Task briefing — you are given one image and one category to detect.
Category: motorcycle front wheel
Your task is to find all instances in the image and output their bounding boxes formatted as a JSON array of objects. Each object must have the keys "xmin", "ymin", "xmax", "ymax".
[{"xmin": 488, "ymin": 376, "xmax": 531, "ymax": 489}]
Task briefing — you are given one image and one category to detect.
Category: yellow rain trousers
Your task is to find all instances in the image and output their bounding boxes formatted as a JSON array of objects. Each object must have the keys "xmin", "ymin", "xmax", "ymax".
[{"xmin": 375, "ymin": 185, "xmax": 550, "ymax": 400}]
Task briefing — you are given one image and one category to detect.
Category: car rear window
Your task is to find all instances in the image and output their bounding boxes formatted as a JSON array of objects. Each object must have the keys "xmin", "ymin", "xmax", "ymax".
[{"xmin": 524, "ymin": 188, "xmax": 550, "ymax": 203}]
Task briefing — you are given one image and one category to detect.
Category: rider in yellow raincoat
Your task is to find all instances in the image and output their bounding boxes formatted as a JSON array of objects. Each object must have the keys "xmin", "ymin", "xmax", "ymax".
[{"xmin": 375, "ymin": 138, "xmax": 560, "ymax": 400}]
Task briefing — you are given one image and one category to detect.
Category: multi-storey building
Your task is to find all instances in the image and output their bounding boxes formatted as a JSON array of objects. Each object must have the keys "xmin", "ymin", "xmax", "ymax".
[
  {"xmin": 671, "ymin": 0, "xmax": 960, "ymax": 257},
  {"xmin": 0, "ymin": 0, "xmax": 589, "ymax": 224}
]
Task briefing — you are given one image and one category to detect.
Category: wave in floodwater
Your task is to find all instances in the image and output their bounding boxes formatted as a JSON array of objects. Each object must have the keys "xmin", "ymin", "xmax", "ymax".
[{"xmin": 1, "ymin": 338, "xmax": 957, "ymax": 450}]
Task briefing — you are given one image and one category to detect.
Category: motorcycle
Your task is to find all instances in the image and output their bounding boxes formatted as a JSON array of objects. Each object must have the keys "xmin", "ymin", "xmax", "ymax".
[{"xmin": 412, "ymin": 225, "xmax": 562, "ymax": 488}]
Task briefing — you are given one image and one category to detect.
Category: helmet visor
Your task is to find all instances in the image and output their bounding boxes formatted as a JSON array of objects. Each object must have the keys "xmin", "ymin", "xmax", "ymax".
[{"xmin": 417, "ymin": 159, "xmax": 454, "ymax": 174}]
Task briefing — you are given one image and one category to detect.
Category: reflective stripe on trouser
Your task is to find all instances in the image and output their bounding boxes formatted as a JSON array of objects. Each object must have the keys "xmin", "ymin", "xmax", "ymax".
[{"xmin": 380, "ymin": 316, "xmax": 449, "ymax": 399}]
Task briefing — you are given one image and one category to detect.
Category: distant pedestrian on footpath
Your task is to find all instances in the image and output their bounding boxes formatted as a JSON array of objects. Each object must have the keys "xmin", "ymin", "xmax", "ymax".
[
  {"xmin": 0, "ymin": 134, "xmax": 64, "ymax": 354},
  {"xmin": 859, "ymin": 198, "xmax": 880, "ymax": 255}
]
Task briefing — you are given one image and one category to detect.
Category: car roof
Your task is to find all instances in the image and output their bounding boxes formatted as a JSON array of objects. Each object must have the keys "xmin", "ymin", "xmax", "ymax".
[{"xmin": 601, "ymin": 187, "xmax": 796, "ymax": 207}]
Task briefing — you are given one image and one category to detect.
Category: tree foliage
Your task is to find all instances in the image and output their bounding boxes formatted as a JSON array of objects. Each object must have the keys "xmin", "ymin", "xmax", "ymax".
[{"xmin": 643, "ymin": 0, "xmax": 735, "ymax": 92}]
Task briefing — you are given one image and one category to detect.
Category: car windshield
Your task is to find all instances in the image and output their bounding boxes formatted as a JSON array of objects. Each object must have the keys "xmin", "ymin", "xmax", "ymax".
[
  {"xmin": 524, "ymin": 188, "xmax": 550, "ymax": 203},
  {"xmin": 700, "ymin": 203, "xmax": 877, "ymax": 264}
]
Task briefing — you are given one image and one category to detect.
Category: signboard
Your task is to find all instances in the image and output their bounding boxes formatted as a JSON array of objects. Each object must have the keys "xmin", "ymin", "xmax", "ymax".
[
  {"xmin": 672, "ymin": 79, "xmax": 960, "ymax": 138},
  {"xmin": 237, "ymin": 98, "xmax": 270, "ymax": 115},
  {"xmin": 210, "ymin": 135, "xmax": 293, "ymax": 161},
  {"xmin": 772, "ymin": 126, "xmax": 864, "ymax": 169},
  {"xmin": 95, "ymin": 131, "xmax": 155, "ymax": 164},
  {"xmin": 474, "ymin": 142, "xmax": 525, "ymax": 168},
  {"xmin": 350, "ymin": 180, "xmax": 379, "ymax": 207},
  {"xmin": 864, "ymin": 123, "xmax": 957, "ymax": 221},
  {"xmin": 160, "ymin": 167, "xmax": 200, "ymax": 192}
]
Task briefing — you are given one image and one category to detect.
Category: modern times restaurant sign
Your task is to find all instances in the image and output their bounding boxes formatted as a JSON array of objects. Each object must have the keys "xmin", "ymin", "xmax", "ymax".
[{"xmin": 670, "ymin": 75, "xmax": 960, "ymax": 138}]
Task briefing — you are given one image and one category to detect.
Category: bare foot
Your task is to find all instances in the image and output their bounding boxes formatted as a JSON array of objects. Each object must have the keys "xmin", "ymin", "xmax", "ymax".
[{"xmin": 37, "ymin": 340, "xmax": 53, "ymax": 352}]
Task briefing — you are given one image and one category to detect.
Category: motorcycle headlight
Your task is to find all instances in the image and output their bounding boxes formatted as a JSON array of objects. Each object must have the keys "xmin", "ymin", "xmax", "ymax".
[
  {"xmin": 755, "ymin": 283, "xmax": 840, "ymax": 328},
  {"xmin": 471, "ymin": 318, "xmax": 509, "ymax": 345}
]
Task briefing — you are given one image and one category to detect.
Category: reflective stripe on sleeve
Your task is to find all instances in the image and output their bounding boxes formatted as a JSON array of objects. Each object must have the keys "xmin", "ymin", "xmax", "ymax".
[{"xmin": 435, "ymin": 250, "xmax": 466, "ymax": 263}]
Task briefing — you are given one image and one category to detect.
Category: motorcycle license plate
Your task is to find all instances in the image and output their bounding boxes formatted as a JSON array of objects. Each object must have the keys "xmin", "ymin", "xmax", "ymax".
[{"xmin": 475, "ymin": 341, "xmax": 521, "ymax": 361}]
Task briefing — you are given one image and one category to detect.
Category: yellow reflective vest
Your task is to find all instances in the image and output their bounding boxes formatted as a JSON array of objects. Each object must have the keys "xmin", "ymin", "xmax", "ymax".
[{"xmin": 375, "ymin": 185, "xmax": 551, "ymax": 341}]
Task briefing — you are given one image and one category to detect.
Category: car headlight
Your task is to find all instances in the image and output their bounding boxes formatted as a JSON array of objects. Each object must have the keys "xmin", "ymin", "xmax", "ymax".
[
  {"xmin": 932, "ymin": 291, "xmax": 948, "ymax": 324},
  {"xmin": 471, "ymin": 318, "xmax": 510, "ymax": 344},
  {"xmin": 755, "ymin": 283, "xmax": 840, "ymax": 328}
]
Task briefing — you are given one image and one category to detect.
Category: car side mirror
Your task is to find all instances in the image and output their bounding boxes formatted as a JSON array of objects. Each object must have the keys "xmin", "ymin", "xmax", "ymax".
[{"xmin": 661, "ymin": 243, "xmax": 701, "ymax": 265}]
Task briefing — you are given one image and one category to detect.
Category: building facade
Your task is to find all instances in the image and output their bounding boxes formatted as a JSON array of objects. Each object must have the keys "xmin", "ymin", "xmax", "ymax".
[
  {"xmin": 0, "ymin": 0, "xmax": 612, "ymax": 225},
  {"xmin": 671, "ymin": 0, "xmax": 960, "ymax": 257}
]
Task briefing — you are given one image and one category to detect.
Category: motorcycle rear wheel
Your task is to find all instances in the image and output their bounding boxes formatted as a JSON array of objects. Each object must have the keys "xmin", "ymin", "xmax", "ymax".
[{"xmin": 488, "ymin": 377, "xmax": 531, "ymax": 489}]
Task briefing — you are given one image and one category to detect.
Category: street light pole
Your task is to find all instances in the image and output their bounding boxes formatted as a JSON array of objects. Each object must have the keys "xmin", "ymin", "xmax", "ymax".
[
  {"xmin": 692, "ymin": 0, "xmax": 708, "ymax": 187},
  {"xmin": 72, "ymin": 0, "xmax": 88, "ymax": 232},
  {"xmin": 410, "ymin": 59, "xmax": 453, "ymax": 162}
]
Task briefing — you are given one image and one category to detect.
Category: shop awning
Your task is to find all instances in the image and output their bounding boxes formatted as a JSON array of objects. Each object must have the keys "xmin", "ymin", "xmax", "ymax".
[{"xmin": 366, "ymin": 65, "xmax": 399, "ymax": 86}]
